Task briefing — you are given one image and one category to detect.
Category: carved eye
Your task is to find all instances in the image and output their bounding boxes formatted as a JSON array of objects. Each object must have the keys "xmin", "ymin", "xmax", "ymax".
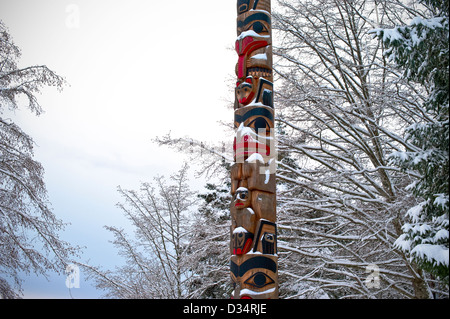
[
  {"xmin": 264, "ymin": 233, "xmax": 275, "ymax": 243},
  {"xmin": 235, "ymin": 190, "xmax": 249, "ymax": 200},
  {"xmin": 244, "ymin": 272, "xmax": 275, "ymax": 289},
  {"xmin": 251, "ymin": 21, "xmax": 268, "ymax": 34},
  {"xmin": 236, "ymin": 82, "xmax": 252, "ymax": 92},
  {"xmin": 248, "ymin": 117, "xmax": 270, "ymax": 132}
]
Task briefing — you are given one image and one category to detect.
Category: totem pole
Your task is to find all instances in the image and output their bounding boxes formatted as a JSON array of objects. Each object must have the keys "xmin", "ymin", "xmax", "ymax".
[{"xmin": 230, "ymin": 0, "xmax": 278, "ymax": 299}]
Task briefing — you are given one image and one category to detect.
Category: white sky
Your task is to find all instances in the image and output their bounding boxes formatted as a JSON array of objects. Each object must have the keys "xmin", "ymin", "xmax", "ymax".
[{"xmin": 0, "ymin": 0, "xmax": 236, "ymax": 298}]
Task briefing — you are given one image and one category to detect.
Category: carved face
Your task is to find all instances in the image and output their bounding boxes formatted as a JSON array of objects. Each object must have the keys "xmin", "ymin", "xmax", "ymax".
[
  {"xmin": 234, "ymin": 187, "xmax": 251, "ymax": 209},
  {"xmin": 230, "ymin": 254, "xmax": 278, "ymax": 298},
  {"xmin": 236, "ymin": 7, "xmax": 272, "ymax": 81},
  {"xmin": 237, "ymin": 11, "xmax": 271, "ymax": 37},
  {"xmin": 236, "ymin": 77, "xmax": 256, "ymax": 105},
  {"xmin": 235, "ymin": 105, "xmax": 273, "ymax": 133},
  {"xmin": 232, "ymin": 227, "xmax": 254, "ymax": 256},
  {"xmin": 237, "ymin": 0, "xmax": 271, "ymax": 15},
  {"xmin": 235, "ymin": 0, "xmax": 273, "ymax": 110}
]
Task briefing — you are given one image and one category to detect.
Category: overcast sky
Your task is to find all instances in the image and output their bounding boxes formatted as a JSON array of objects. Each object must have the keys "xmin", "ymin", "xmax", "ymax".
[{"xmin": 0, "ymin": 0, "xmax": 236, "ymax": 298}]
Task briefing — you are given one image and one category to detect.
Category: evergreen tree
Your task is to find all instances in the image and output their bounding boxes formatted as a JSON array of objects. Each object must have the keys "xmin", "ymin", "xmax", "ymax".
[
  {"xmin": 187, "ymin": 181, "xmax": 231, "ymax": 298},
  {"xmin": 186, "ymin": 159, "xmax": 232, "ymax": 298},
  {"xmin": 371, "ymin": 0, "xmax": 449, "ymax": 283}
]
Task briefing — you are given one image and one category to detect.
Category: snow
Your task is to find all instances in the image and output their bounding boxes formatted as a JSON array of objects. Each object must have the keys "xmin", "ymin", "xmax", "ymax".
[
  {"xmin": 246, "ymin": 153, "xmax": 265, "ymax": 163},
  {"xmin": 414, "ymin": 224, "xmax": 432, "ymax": 236},
  {"xmin": 395, "ymin": 237, "xmax": 449, "ymax": 267},
  {"xmin": 395, "ymin": 192, "xmax": 448, "ymax": 268},
  {"xmin": 434, "ymin": 193, "xmax": 449, "ymax": 209},
  {"xmin": 406, "ymin": 201, "xmax": 427, "ymax": 223},
  {"xmin": 264, "ymin": 167, "xmax": 270, "ymax": 184},
  {"xmin": 240, "ymin": 287, "xmax": 276, "ymax": 296},
  {"xmin": 378, "ymin": 27, "xmax": 403, "ymax": 43},
  {"xmin": 389, "ymin": 149, "xmax": 438, "ymax": 166},
  {"xmin": 369, "ymin": 17, "xmax": 446, "ymax": 63},
  {"xmin": 236, "ymin": 30, "xmax": 270, "ymax": 41},
  {"xmin": 233, "ymin": 227, "xmax": 248, "ymax": 234},
  {"xmin": 405, "ymin": 181, "xmax": 417, "ymax": 191},
  {"xmin": 434, "ymin": 229, "xmax": 449, "ymax": 242},
  {"xmin": 251, "ymin": 53, "xmax": 268, "ymax": 60},
  {"xmin": 389, "ymin": 150, "xmax": 408, "ymax": 161},
  {"xmin": 394, "ymin": 234, "xmax": 411, "ymax": 251},
  {"xmin": 249, "ymin": 9, "xmax": 270, "ymax": 15},
  {"xmin": 411, "ymin": 244, "xmax": 449, "ymax": 266},
  {"xmin": 410, "ymin": 17, "xmax": 444, "ymax": 29},
  {"xmin": 412, "ymin": 150, "xmax": 434, "ymax": 165},
  {"xmin": 239, "ymin": 101, "xmax": 270, "ymax": 108},
  {"xmin": 246, "ymin": 250, "xmax": 262, "ymax": 255},
  {"xmin": 369, "ymin": 17, "xmax": 445, "ymax": 45},
  {"xmin": 236, "ymin": 123, "xmax": 257, "ymax": 140}
]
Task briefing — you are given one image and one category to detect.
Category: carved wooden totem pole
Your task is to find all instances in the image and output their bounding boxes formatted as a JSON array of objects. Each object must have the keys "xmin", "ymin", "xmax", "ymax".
[{"xmin": 230, "ymin": 0, "xmax": 278, "ymax": 299}]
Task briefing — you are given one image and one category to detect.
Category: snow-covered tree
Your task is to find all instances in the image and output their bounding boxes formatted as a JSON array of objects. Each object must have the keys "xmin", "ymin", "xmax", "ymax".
[
  {"xmin": 186, "ymin": 180, "xmax": 231, "ymax": 298},
  {"xmin": 155, "ymin": 0, "xmax": 448, "ymax": 298},
  {"xmin": 80, "ymin": 164, "xmax": 197, "ymax": 298},
  {"xmin": 271, "ymin": 0, "xmax": 449, "ymax": 298},
  {"xmin": 370, "ymin": 0, "xmax": 449, "ymax": 284},
  {"xmin": 0, "ymin": 20, "xmax": 78, "ymax": 298}
]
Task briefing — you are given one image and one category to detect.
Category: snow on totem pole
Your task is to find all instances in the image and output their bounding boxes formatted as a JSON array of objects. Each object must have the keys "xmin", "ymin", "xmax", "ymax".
[{"xmin": 230, "ymin": 0, "xmax": 278, "ymax": 299}]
